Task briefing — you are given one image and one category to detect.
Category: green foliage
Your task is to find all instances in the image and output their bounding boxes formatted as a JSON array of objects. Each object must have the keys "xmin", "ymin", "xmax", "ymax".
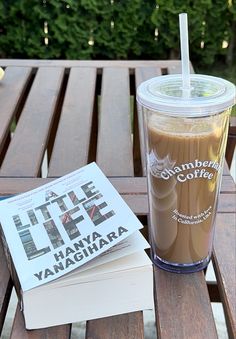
[
  {"xmin": 0, "ymin": 0, "xmax": 235, "ymax": 67},
  {"xmin": 152, "ymin": 0, "xmax": 235, "ymax": 65}
]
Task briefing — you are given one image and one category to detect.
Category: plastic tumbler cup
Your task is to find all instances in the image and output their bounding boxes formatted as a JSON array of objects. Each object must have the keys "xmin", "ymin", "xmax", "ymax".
[{"xmin": 137, "ymin": 74, "xmax": 235, "ymax": 273}]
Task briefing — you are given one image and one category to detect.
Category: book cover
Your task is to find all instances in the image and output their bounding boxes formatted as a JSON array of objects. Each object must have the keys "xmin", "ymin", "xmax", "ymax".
[{"xmin": 0, "ymin": 162, "xmax": 143, "ymax": 291}]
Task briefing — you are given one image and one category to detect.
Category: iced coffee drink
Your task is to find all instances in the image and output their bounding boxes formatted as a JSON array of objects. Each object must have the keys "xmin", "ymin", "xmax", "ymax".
[
  {"xmin": 148, "ymin": 110, "xmax": 229, "ymax": 264},
  {"xmin": 137, "ymin": 74, "xmax": 235, "ymax": 273}
]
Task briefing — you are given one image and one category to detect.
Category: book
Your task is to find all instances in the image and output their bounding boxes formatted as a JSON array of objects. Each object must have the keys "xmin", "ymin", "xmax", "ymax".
[{"xmin": 0, "ymin": 162, "xmax": 153, "ymax": 329}]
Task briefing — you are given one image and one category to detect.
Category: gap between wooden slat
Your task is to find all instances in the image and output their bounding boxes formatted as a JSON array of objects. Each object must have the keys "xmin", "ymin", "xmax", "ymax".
[{"xmin": 207, "ymin": 282, "xmax": 221, "ymax": 303}]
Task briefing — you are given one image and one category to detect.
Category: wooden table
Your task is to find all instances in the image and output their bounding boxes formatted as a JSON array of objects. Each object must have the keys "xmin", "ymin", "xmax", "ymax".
[{"xmin": 0, "ymin": 60, "xmax": 235, "ymax": 339}]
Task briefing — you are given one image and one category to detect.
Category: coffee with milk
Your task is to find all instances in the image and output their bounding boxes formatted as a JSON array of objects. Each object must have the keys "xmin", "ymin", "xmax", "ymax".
[{"xmin": 147, "ymin": 110, "xmax": 229, "ymax": 264}]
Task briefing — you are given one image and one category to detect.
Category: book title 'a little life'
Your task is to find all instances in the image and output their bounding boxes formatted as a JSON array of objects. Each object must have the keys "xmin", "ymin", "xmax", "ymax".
[
  {"xmin": 0, "ymin": 162, "xmax": 142, "ymax": 291},
  {"xmin": 13, "ymin": 181, "xmax": 116, "ymax": 264}
]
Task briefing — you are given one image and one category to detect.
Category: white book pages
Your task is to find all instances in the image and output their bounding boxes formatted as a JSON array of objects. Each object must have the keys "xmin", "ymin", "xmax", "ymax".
[
  {"xmin": 23, "ymin": 251, "xmax": 154, "ymax": 329},
  {"xmin": 46, "ymin": 231, "xmax": 150, "ymax": 286}
]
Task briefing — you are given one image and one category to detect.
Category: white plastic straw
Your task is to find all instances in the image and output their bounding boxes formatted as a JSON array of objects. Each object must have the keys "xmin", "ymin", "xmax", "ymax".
[{"xmin": 179, "ymin": 13, "xmax": 191, "ymax": 96}]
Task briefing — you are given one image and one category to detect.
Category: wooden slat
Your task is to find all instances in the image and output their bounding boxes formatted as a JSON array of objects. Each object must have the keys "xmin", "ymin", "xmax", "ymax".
[
  {"xmin": 0, "ymin": 238, "xmax": 12, "ymax": 335},
  {"xmin": 135, "ymin": 67, "xmax": 162, "ymax": 86},
  {"xmin": 224, "ymin": 159, "xmax": 232, "ymax": 175},
  {"xmin": 122, "ymin": 194, "xmax": 233, "ymax": 216},
  {"xmin": 221, "ymin": 175, "xmax": 236, "ymax": 193},
  {"xmin": 213, "ymin": 213, "xmax": 236, "ymax": 338},
  {"xmin": 0, "ymin": 178, "xmax": 146, "ymax": 196},
  {"xmin": 0, "ymin": 179, "xmax": 234, "ymax": 215},
  {"xmin": 1, "ymin": 191, "xmax": 234, "ymax": 216},
  {"xmin": 96, "ymin": 67, "xmax": 134, "ymax": 176},
  {"xmin": 154, "ymin": 269, "xmax": 218, "ymax": 338},
  {"xmin": 0, "ymin": 67, "xmax": 32, "ymax": 155},
  {"xmin": 218, "ymin": 193, "xmax": 236, "ymax": 213},
  {"xmin": 0, "ymin": 59, "xmax": 183, "ymax": 69},
  {"xmin": 86, "ymin": 312, "xmax": 144, "ymax": 339},
  {"xmin": 135, "ymin": 67, "xmax": 162, "ymax": 176},
  {"xmin": 229, "ymin": 116, "xmax": 236, "ymax": 135},
  {"xmin": 0, "ymin": 67, "xmax": 64, "ymax": 177},
  {"xmin": 0, "ymin": 175, "xmax": 234, "ymax": 195},
  {"xmin": 123, "ymin": 195, "xmax": 148, "ymax": 215},
  {"xmin": 10, "ymin": 305, "xmax": 71, "ymax": 339},
  {"xmin": 48, "ymin": 67, "xmax": 97, "ymax": 176},
  {"xmin": 167, "ymin": 62, "xmax": 195, "ymax": 74},
  {"xmin": 226, "ymin": 116, "xmax": 236, "ymax": 168}
]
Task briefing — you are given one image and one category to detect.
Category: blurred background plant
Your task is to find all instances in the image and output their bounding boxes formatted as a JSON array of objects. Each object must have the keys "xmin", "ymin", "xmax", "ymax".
[{"xmin": 0, "ymin": 0, "xmax": 235, "ymax": 91}]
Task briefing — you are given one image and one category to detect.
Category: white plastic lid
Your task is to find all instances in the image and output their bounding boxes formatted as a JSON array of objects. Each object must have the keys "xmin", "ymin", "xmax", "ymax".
[{"xmin": 137, "ymin": 74, "xmax": 236, "ymax": 117}]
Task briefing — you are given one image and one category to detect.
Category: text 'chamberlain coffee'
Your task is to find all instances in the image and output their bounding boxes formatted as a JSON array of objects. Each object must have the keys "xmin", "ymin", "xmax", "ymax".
[{"xmin": 160, "ymin": 159, "xmax": 221, "ymax": 182}]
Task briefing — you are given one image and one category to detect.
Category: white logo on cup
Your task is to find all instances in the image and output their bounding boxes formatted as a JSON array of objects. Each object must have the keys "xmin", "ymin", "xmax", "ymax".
[{"xmin": 148, "ymin": 150, "xmax": 175, "ymax": 178}]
